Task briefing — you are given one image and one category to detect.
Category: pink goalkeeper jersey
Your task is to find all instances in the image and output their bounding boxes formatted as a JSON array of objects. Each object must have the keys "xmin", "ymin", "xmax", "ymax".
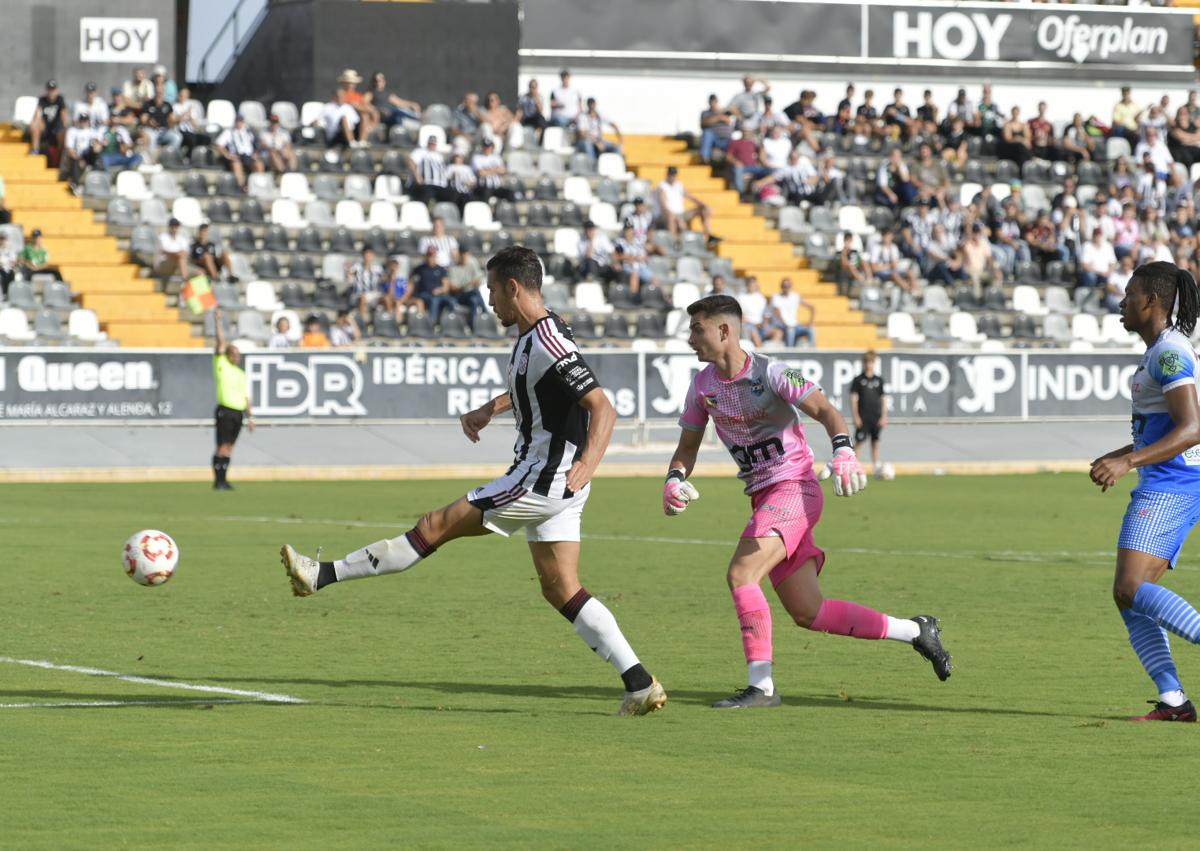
[{"xmin": 679, "ymin": 352, "xmax": 821, "ymax": 495}]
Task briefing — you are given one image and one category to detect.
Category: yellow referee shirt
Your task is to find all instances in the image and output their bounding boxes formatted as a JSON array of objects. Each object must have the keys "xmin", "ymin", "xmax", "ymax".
[{"xmin": 214, "ymin": 354, "xmax": 249, "ymax": 411}]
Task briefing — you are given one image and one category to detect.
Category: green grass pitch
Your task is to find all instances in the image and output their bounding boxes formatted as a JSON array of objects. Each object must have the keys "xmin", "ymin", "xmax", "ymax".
[{"xmin": 3, "ymin": 474, "xmax": 1200, "ymax": 848}]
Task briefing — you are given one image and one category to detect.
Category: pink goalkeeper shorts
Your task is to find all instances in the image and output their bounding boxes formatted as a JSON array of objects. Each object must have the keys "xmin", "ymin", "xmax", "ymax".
[{"xmin": 742, "ymin": 478, "xmax": 826, "ymax": 587}]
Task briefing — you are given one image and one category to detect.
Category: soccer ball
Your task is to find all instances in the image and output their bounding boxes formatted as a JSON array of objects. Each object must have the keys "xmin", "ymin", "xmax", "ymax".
[
  {"xmin": 123, "ymin": 530, "xmax": 179, "ymax": 586},
  {"xmin": 878, "ymin": 463, "xmax": 896, "ymax": 481}
]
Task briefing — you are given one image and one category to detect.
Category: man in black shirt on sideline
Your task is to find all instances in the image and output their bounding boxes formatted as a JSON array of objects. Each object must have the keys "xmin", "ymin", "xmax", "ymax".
[{"xmin": 850, "ymin": 350, "xmax": 888, "ymax": 477}]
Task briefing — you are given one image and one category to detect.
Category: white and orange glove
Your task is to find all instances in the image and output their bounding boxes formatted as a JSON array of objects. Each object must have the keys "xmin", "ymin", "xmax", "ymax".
[
  {"xmin": 663, "ymin": 469, "xmax": 700, "ymax": 515},
  {"xmin": 827, "ymin": 435, "xmax": 868, "ymax": 497}
]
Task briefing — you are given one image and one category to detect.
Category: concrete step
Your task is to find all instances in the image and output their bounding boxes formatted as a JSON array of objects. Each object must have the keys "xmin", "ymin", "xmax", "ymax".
[
  {"xmin": 79, "ymin": 293, "xmax": 174, "ymax": 318},
  {"xmin": 105, "ymin": 321, "xmax": 204, "ymax": 347}
]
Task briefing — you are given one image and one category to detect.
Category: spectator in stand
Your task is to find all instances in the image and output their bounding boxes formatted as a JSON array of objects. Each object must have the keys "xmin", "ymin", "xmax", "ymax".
[
  {"xmin": 349, "ymin": 246, "xmax": 384, "ymax": 324},
  {"xmin": 191, "ymin": 223, "xmax": 236, "ymax": 283},
  {"xmin": 445, "ymin": 151, "xmax": 477, "ymax": 212},
  {"xmin": 963, "ymin": 223, "xmax": 1004, "ymax": 294},
  {"xmin": 836, "ymin": 84, "xmax": 855, "ymax": 116},
  {"xmin": 382, "ymin": 257, "xmax": 410, "ymax": 318},
  {"xmin": 627, "ymin": 196, "xmax": 664, "ymax": 256},
  {"xmin": 139, "ymin": 81, "xmax": 174, "ymax": 149},
  {"xmin": 874, "ymin": 147, "xmax": 916, "ymax": 210},
  {"xmin": 418, "ymin": 217, "xmax": 460, "ymax": 269},
  {"xmin": 170, "ymin": 87, "xmax": 210, "ymax": 156},
  {"xmin": 1137, "ymin": 126, "xmax": 1174, "ymax": 179},
  {"xmin": 758, "ymin": 96, "xmax": 786, "ymax": 135},
  {"xmin": 724, "ymin": 130, "xmax": 768, "ymax": 196},
  {"xmin": 1112, "ymin": 203, "xmax": 1141, "ymax": 260},
  {"xmin": 314, "ymin": 88, "xmax": 359, "ymax": 149},
  {"xmin": 782, "ymin": 89, "xmax": 824, "ymax": 153},
  {"xmin": 837, "ymin": 232, "xmax": 869, "ymax": 295},
  {"xmin": 151, "ymin": 64, "xmax": 177, "ymax": 104},
  {"xmin": 550, "ymin": 70, "xmax": 584, "ymax": 129},
  {"xmin": 259, "ymin": 114, "xmax": 297, "ymax": 174},
  {"xmin": 410, "ymin": 245, "xmax": 453, "ymax": 321},
  {"xmin": 268, "ymin": 316, "xmax": 292, "ymax": 348},
  {"xmin": 977, "ymin": 83, "xmax": 1002, "ymax": 136},
  {"xmin": 301, "ymin": 315, "xmax": 330, "ymax": 347},
  {"xmin": 857, "ymin": 88, "xmax": 879, "ymax": 127},
  {"xmin": 73, "ymin": 82, "xmax": 109, "ymax": 130},
  {"xmin": 0, "ymin": 233, "xmax": 15, "ymax": 297},
  {"xmin": 882, "ymin": 88, "xmax": 913, "ymax": 142},
  {"xmin": 912, "ymin": 142, "xmax": 949, "ymax": 205},
  {"xmin": 59, "ymin": 113, "xmax": 98, "ymax": 192},
  {"xmin": 817, "ymin": 154, "xmax": 854, "ymax": 204},
  {"xmin": 577, "ymin": 220, "xmax": 615, "ymax": 282},
  {"xmin": 108, "ymin": 93, "xmax": 139, "ymax": 133},
  {"xmin": 1112, "ymin": 86, "xmax": 1142, "ymax": 143},
  {"xmin": 29, "ymin": 80, "xmax": 67, "ymax": 157},
  {"xmin": 215, "ymin": 114, "xmax": 263, "ymax": 192},
  {"xmin": 1025, "ymin": 211, "xmax": 1068, "ymax": 274},
  {"xmin": 1062, "ymin": 112, "xmax": 1098, "ymax": 163},
  {"xmin": 1029, "ymin": 104, "xmax": 1061, "ymax": 162},
  {"xmin": 123, "ymin": 68, "xmax": 153, "ymax": 104},
  {"xmin": 576, "ymin": 98, "xmax": 622, "ymax": 160},
  {"xmin": 867, "ymin": 230, "xmax": 919, "ymax": 295},
  {"xmin": 736, "ymin": 275, "xmax": 769, "ymax": 345},
  {"xmin": 97, "ymin": 117, "xmax": 142, "ymax": 172},
  {"xmin": 925, "ymin": 223, "xmax": 966, "ymax": 285},
  {"xmin": 773, "ymin": 147, "xmax": 819, "ymax": 205},
  {"xmin": 760, "ymin": 123, "xmax": 792, "ymax": 171},
  {"xmin": 656, "ymin": 166, "xmax": 716, "ymax": 248},
  {"xmin": 1168, "ymin": 106, "xmax": 1200, "ymax": 171},
  {"xmin": 1170, "ymin": 200, "xmax": 1197, "ymax": 239},
  {"xmin": 916, "ymin": 89, "xmax": 939, "ymax": 137},
  {"xmin": 516, "ymin": 80, "xmax": 546, "ymax": 144},
  {"xmin": 994, "ymin": 199, "xmax": 1031, "ymax": 274},
  {"xmin": 941, "ymin": 115, "xmax": 969, "ymax": 169},
  {"xmin": 446, "ymin": 248, "xmax": 488, "ymax": 328},
  {"xmin": 154, "ymin": 218, "xmax": 190, "ymax": 279},
  {"xmin": 1140, "ymin": 103, "xmax": 1169, "ymax": 141},
  {"xmin": 366, "ymin": 72, "xmax": 421, "ymax": 128},
  {"xmin": 336, "ymin": 69, "xmax": 374, "ymax": 144},
  {"xmin": 1105, "ymin": 253, "xmax": 1136, "ymax": 312},
  {"xmin": 408, "ymin": 135, "xmax": 453, "ymax": 204},
  {"xmin": 708, "ymin": 274, "xmax": 728, "ymax": 296},
  {"xmin": 613, "ymin": 220, "xmax": 655, "ymax": 296},
  {"xmin": 1109, "ymin": 157, "xmax": 1135, "ymax": 198},
  {"xmin": 999, "ymin": 106, "xmax": 1032, "ymax": 167},
  {"xmin": 470, "ymin": 139, "xmax": 511, "ymax": 201},
  {"xmin": 828, "ymin": 102, "xmax": 854, "ymax": 137},
  {"xmin": 769, "ymin": 277, "xmax": 816, "ymax": 347},
  {"xmin": 730, "ymin": 76, "xmax": 769, "ymax": 131},
  {"xmin": 330, "ymin": 310, "xmax": 361, "ymax": 347},
  {"xmin": 1079, "ymin": 227, "xmax": 1117, "ymax": 289},
  {"xmin": 945, "ymin": 88, "xmax": 977, "ymax": 134},
  {"xmin": 481, "ymin": 91, "xmax": 515, "ymax": 140},
  {"xmin": 452, "ymin": 91, "xmax": 483, "ymax": 139}
]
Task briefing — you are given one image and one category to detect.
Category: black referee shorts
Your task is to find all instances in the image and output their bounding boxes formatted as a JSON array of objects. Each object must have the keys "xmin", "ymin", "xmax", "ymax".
[
  {"xmin": 855, "ymin": 421, "xmax": 882, "ymax": 443},
  {"xmin": 215, "ymin": 405, "xmax": 245, "ymax": 445}
]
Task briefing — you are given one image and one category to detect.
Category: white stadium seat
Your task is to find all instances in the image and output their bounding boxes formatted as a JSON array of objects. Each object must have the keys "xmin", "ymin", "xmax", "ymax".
[
  {"xmin": 116, "ymin": 171, "xmax": 153, "ymax": 201},
  {"xmin": 562, "ymin": 176, "xmax": 593, "ymax": 205},
  {"xmin": 245, "ymin": 280, "xmax": 283, "ymax": 312},
  {"xmin": 462, "ymin": 201, "xmax": 500, "ymax": 232},
  {"xmin": 886, "ymin": 312, "xmax": 925, "ymax": 345},
  {"xmin": 596, "ymin": 152, "xmax": 630, "ymax": 180},
  {"xmin": 399, "ymin": 201, "xmax": 433, "ymax": 231},
  {"xmin": 299, "ymin": 101, "xmax": 325, "ymax": 127},
  {"xmin": 587, "ymin": 202, "xmax": 619, "ymax": 231},
  {"xmin": 12, "ymin": 95, "xmax": 38, "ymax": 127},
  {"xmin": 172, "ymin": 197, "xmax": 205, "ymax": 229},
  {"xmin": 573, "ymin": 282, "xmax": 613, "ymax": 314},
  {"xmin": 270, "ymin": 199, "xmax": 307, "ymax": 229},
  {"xmin": 0, "ymin": 307, "xmax": 36, "ymax": 342},
  {"xmin": 368, "ymin": 200, "xmax": 401, "ymax": 231},
  {"xmin": 334, "ymin": 200, "xmax": 368, "ymax": 231},
  {"xmin": 206, "ymin": 99, "xmax": 237, "ymax": 129},
  {"xmin": 553, "ymin": 227, "xmax": 580, "ymax": 259},
  {"xmin": 68, "ymin": 308, "xmax": 107, "ymax": 343},
  {"xmin": 279, "ymin": 172, "xmax": 315, "ymax": 203},
  {"xmin": 1012, "ymin": 285, "xmax": 1048, "ymax": 317}
]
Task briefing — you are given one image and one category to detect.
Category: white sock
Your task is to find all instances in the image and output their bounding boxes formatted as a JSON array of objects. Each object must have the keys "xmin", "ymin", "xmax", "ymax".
[
  {"xmin": 748, "ymin": 660, "xmax": 774, "ymax": 696},
  {"xmin": 885, "ymin": 616, "xmax": 921, "ymax": 643},
  {"xmin": 573, "ymin": 598, "xmax": 640, "ymax": 674},
  {"xmin": 1160, "ymin": 689, "xmax": 1188, "ymax": 707},
  {"xmin": 334, "ymin": 533, "xmax": 422, "ymax": 581}
]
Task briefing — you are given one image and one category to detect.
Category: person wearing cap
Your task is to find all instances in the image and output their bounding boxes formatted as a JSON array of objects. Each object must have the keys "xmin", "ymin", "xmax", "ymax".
[
  {"xmin": 18, "ymin": 228, "xmax": 61, "ymax": 280},
  {"xmin": 410, "ymin": 245, "xmax": 453, "ymax": 322},
  {"xmin": 945, "ymin": 87, "xmax": 977, "ymax": 134},
  {"xmin": 151, "ymin": 64, "xmax": 178, "ymax": 104},
  {"xmin": 656, "ymin": 165, "xmax": 716, "ymax": 248},
  {"xmin": 59, "ymin": 113, "xmax": 100, "ymax": 191},
  {"xmin": 123, "ymin": 68, "xmax": 154, "ymax": 104},
  {"xmin": 73, "ymin": 82, "xmax": 109, "ymax": 130},
  {"xmin": 445, "ymin": 150, "xmax": 477, "ymax": 211},
  {"xmin": 29, "ymin": 79, "xmax": 66, "ymax": 157},
  {"xmin": 211, "ymin": 305, "xmax": 254, "ymax": 490},
  {"xmin": 259, "ymin": 112, "xmax": 297, "ymax": 173},
  {"xmin": 190, "ymin": 223, "xmax": 237, "ymax": 283},
  {"xmin": 366, "ymin": 71, "xmax": 422, "ymax": 128},
  {"xmin": 155, "ymin": 218, "xmax": 191, "ymax": 279},
  {"xmin": 408, "ymin": 135, "xmax": 454, "ymax": 204},
  {"xmin": 337, "ymin": 69, "xmax": 374, "ymax": 144},
  {"xmin": 471, "ymin": 138, "xmax": 511, "ymax": 201},
  {"xmin": 313, "ymin": 86, "xmax": 359, "ymax": 149},
  {"xmin": 578, "ymin": 220, "xmax": 615, "ymax": 283},
  {"xmin": 215, "ymin": 113, "xmax": 264, "ymax": 191},
  {"xmin": 575, "ymin": 97, "xmax": 622, "ymax": 161},
  {"xmin": 549, "ymin": 69, "xmax": 582, "ymax": 128}
]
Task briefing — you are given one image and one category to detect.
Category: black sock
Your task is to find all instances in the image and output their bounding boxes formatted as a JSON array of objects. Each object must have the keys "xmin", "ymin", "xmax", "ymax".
[
  {"xmin": 316, "ymin": 561, "xmax": 338, "ymax": 590},
  {"xmin": 212, "ymin": 454, "xmax": 224, "ymax": 484},
  {"xmin": 620, "ymin": 663, "xmax": 653, "ymax": 693}
]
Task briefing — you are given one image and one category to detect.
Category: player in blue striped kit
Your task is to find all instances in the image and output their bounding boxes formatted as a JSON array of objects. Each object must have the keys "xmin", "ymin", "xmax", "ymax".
[{"xmin": 1091, "ymin": 261, "xmax": 1200, "ymax": 722}]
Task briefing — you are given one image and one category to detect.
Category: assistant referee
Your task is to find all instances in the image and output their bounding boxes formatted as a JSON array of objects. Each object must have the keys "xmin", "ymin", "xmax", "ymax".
[{"xmin": 212, "ymin": 305, "xmax": 254, "ymax": 490}]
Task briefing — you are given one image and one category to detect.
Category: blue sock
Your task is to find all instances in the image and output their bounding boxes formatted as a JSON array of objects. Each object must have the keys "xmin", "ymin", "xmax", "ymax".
[
  {"xmin": 1121, "ymin": 608, "xmax": 1182, "ymax": 694},
  {"xmin": 1132, "ymin": 582, "xmax": 1200, "ymax": 643}
]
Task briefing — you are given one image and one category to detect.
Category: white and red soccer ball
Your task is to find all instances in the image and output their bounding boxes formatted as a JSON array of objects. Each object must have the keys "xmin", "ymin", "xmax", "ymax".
[{"xmin": 123, "ymin": 530, "xmax": 179, "ymax": 586}]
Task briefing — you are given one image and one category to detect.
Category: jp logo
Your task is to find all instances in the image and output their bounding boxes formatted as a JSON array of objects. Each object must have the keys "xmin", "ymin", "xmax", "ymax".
[
  {"xmin": 650, "ymin": 355, "xmax": 706, "ymax": 414},
  {"xmin": 247, "ymin": 354, "xmax": 367, "ymax": 416},
  {"xmin": 956, "ymin": 356, "xmax": 1017, "ymax": 414}
]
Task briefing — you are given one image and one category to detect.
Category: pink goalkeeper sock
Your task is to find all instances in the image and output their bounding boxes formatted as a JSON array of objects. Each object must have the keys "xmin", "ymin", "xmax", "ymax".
[
  {"xmin": 732, "ymin": 584, "xmax": 773, "ymax": 662},
  {"xmin": 808, "ymin": 599, "xmax": 888, "ymax": 640}
]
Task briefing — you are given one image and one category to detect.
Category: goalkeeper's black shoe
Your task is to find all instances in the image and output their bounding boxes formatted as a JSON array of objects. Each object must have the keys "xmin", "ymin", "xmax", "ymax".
[
  {"xmin": 911, "ymin": 615, "xmax": 952, "ymax": 681},
  {"xmin": 711, "ymin": 686, "xmax": 782, "ymax": 709}
]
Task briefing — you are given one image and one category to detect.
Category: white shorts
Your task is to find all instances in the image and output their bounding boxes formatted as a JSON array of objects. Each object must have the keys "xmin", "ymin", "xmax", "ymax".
[{"xmin": 466, "ymin": 477, "xmax": 590, "ymax": 542}]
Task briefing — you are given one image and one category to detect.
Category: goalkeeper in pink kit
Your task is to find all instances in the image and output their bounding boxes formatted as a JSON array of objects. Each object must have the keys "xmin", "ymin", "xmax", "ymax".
[{"xmin": 664, "ymin": 295, "xmax": 952, "ymax": 708}]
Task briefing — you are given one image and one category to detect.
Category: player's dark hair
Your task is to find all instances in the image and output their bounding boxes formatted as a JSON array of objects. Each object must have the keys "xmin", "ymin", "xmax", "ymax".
[
  {"xmin": 1133, "ymin": 261, "xmax": 1199, "ymax": 336},
  {"xmin": 687, "ymin": 294, "xmax": 742, "ymax": 321},
  {"xmin": 487, "ymin": 245, "xmax": 543, "ymax": 292}
]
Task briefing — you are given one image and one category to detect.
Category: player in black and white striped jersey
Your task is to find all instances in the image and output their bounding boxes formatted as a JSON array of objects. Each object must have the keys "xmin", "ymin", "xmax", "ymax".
[
  {"xmin": 408, "ymin": 135, "xmax": 455, "ymax": 204},
  {"xmin": 281, "ymin": 245, "xmax": 667, "ymax": 716}
]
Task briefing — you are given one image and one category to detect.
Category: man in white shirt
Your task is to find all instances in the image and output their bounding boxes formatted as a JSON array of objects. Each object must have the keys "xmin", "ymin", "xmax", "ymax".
[
  {"xmin": 329, "ymin": 310, "xmax": 361, "ymax": 347},
  {"xmin": 215, "ymin": 114, "xmax": 264, "ymax": 191},
  {"xmin": 1105, "ymin": 253, "xmax": 1135, "ymax": 312},
  {"xmin": 1079, "ymin": 227, "xmax": 1117, "ymax": 289},
  {"xmin": 259, "ymin": 114, "xmax": 297, "ymax": 173},
  {"xmin": 314, "ymin": 88, "xmax": 359, "ymax": 149},
  {"xmin": 268, "ymin": 316, "xmax": 293, "ymax": 348},
  {"xmin": 735, "ymin": 275, "xmax": 769, "ymax": 345},
  {"xmin": 577, "ymin": 220, "xmax": 615, "ymax": 282},
  {"xmin": 58, "ymin": 113, "xmax": 99, "ymax": 189},
  {"xmin": 769, "ymin": 277, "xmax": 817, "ymax": 347},
  {"xmin": 656, "ymin": 166, "xmax": 716, "ymax": 248},
  {"xmin": 155, "ymin": 218, "xmax": 191, "ymax": 278},
  {"xmin": 760, "ymin": 124, "xmax": 792, "ymax": 171},
  {"xmin": 170, "ymin": 87, "xmax": 210, "ymax": 156},
  {"xmin": 867, "ymin": 229, "xmax": 919, "ymax": 294},
  {"xmin": 73, "ymin": 82, "xmax": 110, "ymax": 129},
  {"xmin": 1135, "ymin": 126, "xmax": 1174, "ymax": 179},
  {"xmin": 417, "ymin": 218, "xmax": 461, "ymax": 268},
  {"xmin": 408, "ymin": 136, "xmax": 454, "ymax": 204},
  {"xmin": 575, "ymin": 98, "xmax": 623, "ymax": 160},
  {"xmin": 549, "ymin": 69, "xmax": 583, "ymax": 128},
  {"xmin": 471, "ymin": 138, "xmax": 510, "ymax": 200}
]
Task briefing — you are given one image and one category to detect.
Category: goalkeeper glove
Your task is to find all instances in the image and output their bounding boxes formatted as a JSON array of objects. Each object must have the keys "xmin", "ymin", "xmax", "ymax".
[
  {"xmin": 829, "ymin": 443, "xmax": 868, "ymax": 497},
  {"xmin": 663, "ymin": 469, "xmax": 700, "ymax": 515}
]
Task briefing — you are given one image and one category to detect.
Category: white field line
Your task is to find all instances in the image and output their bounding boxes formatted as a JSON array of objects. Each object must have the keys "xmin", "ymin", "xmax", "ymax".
[
  {"xmin": 0, "ymin": 699, "xmax": 272, "ymax": 709},
  {"xmin": 0, "ymin": 657, "xmax": 305, "ymax": 704},
  {"xmin": 214, "ymin": 515, "xmax": 1116, "ymax": 566}
]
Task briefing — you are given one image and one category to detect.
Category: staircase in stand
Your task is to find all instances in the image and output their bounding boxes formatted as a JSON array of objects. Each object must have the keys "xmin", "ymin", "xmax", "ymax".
[{"xmin": 621, "ymin": 135, "xmax": 888, "ymax": 350}]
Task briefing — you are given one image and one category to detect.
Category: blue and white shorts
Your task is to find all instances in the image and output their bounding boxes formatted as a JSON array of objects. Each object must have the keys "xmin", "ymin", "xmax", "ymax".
[{"xmin": 1118, "ymin": 490, "xmax": 1200, "ymax": 568}]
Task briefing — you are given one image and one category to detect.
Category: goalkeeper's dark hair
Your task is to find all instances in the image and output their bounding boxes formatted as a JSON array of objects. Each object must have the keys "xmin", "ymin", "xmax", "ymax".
[
  {"xmin": 486, "ymin": 245, "xmax": 543, "ymax": 292},
  {"xmin": 686, "ymin": 294, "xmax": 742, "ymax": 321},
  {"xmin": 1133, "ymin": 261, "xmax": 1199, "ymax": 336}
]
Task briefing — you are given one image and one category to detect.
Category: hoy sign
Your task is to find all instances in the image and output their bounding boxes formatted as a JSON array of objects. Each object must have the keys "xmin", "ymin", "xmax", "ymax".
[{"xmin": 79, "ymin": 17, "xmax": 159, "ymax": 63}]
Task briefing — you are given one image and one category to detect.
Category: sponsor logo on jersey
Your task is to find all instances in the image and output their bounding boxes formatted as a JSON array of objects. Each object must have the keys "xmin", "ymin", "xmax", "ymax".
[
  {"xmin": 703, "ymin": 393, "xmax": 718, "ymax": 408},
  {"xmin": 782, "ymin": 368, "xmax": 809, "ymax": 390},
  {"xmin": 517, "ymin": 352, "xmax": 530, "ymax": 375},
  {"xmin": 1158, "ymin": 350, "xmax": 1184, "ymax": 377}
]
